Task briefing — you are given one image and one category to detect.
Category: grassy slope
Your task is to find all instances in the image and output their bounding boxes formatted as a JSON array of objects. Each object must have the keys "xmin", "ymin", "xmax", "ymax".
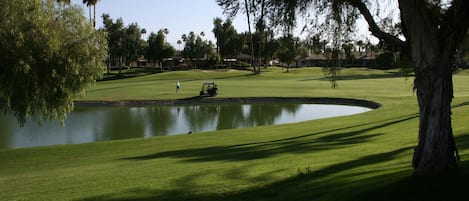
[{"xmin": 1, "ymin": 67, "xmax": 469, "ymax": 201}]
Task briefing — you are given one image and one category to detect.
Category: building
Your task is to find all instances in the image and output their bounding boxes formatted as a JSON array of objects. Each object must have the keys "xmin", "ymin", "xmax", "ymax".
[{"xmin": 293, "ymin": 52, "xmax": 379, "ymax": 68}]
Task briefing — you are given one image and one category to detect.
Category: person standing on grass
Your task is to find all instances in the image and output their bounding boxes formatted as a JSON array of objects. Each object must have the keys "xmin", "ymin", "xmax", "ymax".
[{"xmin": 176, "ymin": 81, "xmax": 181, "ymax": 93}]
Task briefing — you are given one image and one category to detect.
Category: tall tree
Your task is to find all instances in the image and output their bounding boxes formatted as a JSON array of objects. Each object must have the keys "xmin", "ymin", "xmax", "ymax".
[
  {"xmin": 123, "ymin": 23, "xmax": 145, "ymax": 68},
  {"xmin": 213, "ymin": 18, "xmax": 242, "ymax": 59},
  {"xmin": 177, "ymin": 40, "xmax": 183, "ymax": 50},
  {"xmin": 140, "ymin": 28, "xmax": 147, "ymax": 40},
  {"xmin": 102, "ymin": 14, "xmax": 145, "ymax": 74},
  {"xmin": 263, "ymin": 31, "xmax": 280, "ymax": 63},
  {"xmin": 218, "ymin": 0, "xmax": 469, "ymax": 175},
  {"xmin": 277, "ymin": 34, "xmax": 302, "ymax": 72},
  {"xmin": 147, "ymin": 29, "xmax": 176, "ymax": 71},
  {"xmin": 253, "ymin": 0, "xmax": 267, "ymax": 72},
  {"xmin": 0, "ymin": 0, "xmax": 107, "ymax": 124},
  {"xmin": 244, "ymin": 0, "xmax": 257, "ymax": 73},
  {"xmin": 181, "ymin": 32, "xmax": 215, "ymax": 68},
  {"xmin": 213, "ymin": 17, "xmax": 223, "ymax": 56},
  {"xmin": 102, "ymin": 14, "xmax": 124, "ymax": 73},
  {"xmin": 82, "ymin": 0, "xmax": 92, "ymax": 25},
  {"xmin": 83, "ymin": 0, "xmax": 99, "ymax": 28},
  {"xmin": 218, "ymin": 0, "xmax": 260, "ymax": 71}
]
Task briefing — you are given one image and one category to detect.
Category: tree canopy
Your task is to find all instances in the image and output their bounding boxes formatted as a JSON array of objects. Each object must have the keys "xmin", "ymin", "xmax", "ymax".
[
  {"xmin": 277, "ymin": 34, "xmax": 302, "ymax": 72},
  {"xmin": 101, "ymin": 14, "xmax": 146, "ymax": 73},
  {"xmin": 82, "ymin": 0, "xmax": 100, "ymax": 28},
  {"xmin": 213, "ymin": 18, "xmax": 243, "ymax": 58},
  {"xmin": 0, "ymin": 0, "xmax": 107, "ymax": 124},
  {"xmin": 147, "ymin": 29, "xmax": 176, "ymax": 68},
  {"xmin": 181, "ymin": 32, "xmax": 216, "ymax": 67}
]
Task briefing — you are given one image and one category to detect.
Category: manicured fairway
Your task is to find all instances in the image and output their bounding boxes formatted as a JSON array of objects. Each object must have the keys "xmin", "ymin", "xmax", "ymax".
[{"xmin": 1, "ymin": 67, "xmax": 469, "ymax": 201}]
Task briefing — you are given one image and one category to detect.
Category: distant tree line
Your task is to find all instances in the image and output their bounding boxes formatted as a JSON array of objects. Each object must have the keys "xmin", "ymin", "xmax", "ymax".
[
  {"xmin": 100, "ymin": 14, "xmax": 219, "ymax": 72},
  {"xmin": 98, "ymin": 14, "xmax": 469, "ymax": 74},
  {"xmin": 64, "ymin": 0, "xmax": 469, "ymax": 73}
]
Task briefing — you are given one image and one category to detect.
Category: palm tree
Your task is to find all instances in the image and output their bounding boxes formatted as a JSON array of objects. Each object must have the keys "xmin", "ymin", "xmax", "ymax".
[
  {"xmin": 141, "ymin": 28, "xmax": 147, "ymax": 40},
  {"xmin": 82, "ymin": 0, "xmax": 92, "ymax": 25},
  {"xmin": 83, "ymin": 0, "xmax": 99, "ymax": 28},
  {"xmin": 177, "ymin": 40, "xmax": 182, "ymax": 50}
]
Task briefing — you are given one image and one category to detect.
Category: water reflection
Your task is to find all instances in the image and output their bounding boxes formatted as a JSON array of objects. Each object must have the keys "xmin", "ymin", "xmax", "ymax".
[
  {"xmin": 0, "ymin": 103, "xmax": 370, "ymax": 149},
  {"xmin": 217, "ymin": 104, "xmax": 245, "ymax": 130},
  {"xmin": 145, "ymin": 106, "xmax": 175, "ymax": 136},
  {"xmin": 96, "ymin": 107, "xmax": 146, "ymax": 141}
]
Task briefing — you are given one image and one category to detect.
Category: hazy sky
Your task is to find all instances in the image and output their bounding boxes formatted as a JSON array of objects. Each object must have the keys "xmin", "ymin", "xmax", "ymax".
[{"xmin": 70, "ymin": 0, "xmax": 377, "ymax": 48}]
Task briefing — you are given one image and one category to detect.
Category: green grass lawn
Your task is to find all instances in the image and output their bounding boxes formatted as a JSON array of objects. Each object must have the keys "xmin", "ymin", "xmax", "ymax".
[{"xmin": 1, "ymin": 67, "xmax": 469, "ymax": 201}]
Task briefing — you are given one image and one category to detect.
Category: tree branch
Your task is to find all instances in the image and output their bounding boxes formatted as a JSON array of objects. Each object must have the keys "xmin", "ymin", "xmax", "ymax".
[{"xmin": 348, "ymin": 0, "xmax": 406, "ymax": 50}]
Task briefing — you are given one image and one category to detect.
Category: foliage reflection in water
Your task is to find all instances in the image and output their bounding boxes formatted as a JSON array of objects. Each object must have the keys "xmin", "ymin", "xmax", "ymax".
[{"xmin": 0, "ymin": 103, "xmax": 370, "ymax": 149}]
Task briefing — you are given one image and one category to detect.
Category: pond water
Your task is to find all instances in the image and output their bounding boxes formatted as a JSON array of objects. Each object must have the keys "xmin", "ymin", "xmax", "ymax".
[{"xmin": 0, "ymin": 103, "xmax": 371, "ymax": 149}]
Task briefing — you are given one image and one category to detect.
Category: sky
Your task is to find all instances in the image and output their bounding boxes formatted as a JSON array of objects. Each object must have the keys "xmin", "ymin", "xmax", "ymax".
[
  {"xmin": 70, "ymin": 0, "xmax": 250, "ymax": 49},
  {"xmin": 70, "ymin": 0, "xmax": 377, "ymax": 49}
]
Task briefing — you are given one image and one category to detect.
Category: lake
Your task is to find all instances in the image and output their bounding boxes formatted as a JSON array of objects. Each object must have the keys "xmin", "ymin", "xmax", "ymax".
[{"xmin": 0, "ymin": 103, "xmax": 371, "ymax": 149}]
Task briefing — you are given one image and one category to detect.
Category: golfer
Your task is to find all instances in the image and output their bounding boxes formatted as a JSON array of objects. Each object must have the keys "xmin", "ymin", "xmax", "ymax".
[{"xmin": 176, "ymin": 81, "xmax": 181, "ymax": 93}]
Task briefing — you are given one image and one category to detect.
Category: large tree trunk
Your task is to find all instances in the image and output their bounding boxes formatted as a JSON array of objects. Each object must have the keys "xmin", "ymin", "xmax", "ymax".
[
  {"xmin": 398, "ymin": 0, "xmax": 464, "ymax": 175},
  {"xmin": 412, "ymin": 57, "xmax": 459, "ymax": 175}
]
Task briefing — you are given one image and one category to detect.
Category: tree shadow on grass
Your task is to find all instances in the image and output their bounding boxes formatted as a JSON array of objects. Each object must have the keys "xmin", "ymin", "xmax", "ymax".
[
  {"xmin": 346, "ymin": 167, "xmax": 469, "ymax": 201},
  {"xmin": 99, "ymin": 69, "xmax": 162, "ymax": 82},
  {"xmin": 122, "ymin": 113, "xmax": 418, "ymax": 163},
  {"xmin": 346, "ymin": 138, "xmax": 469, "ymax": 201},
  {"xmin": 335, "ymin": 72, "xmax": 405, "ymax": 81},
  {"xmin": 346, "ymin": 134, "xmax": 469, "ymax": 201},
  {"xmin": 81, "ymin": 146, "xmax": 417, "ymax": 201},
  {"xmin": 80, "ymin": 134, "xmax": 469, "ymax": 201},
  {"xmin": 452, "ymin": 101, "xmax": 469, "ymax": 109},
  {"xmin": 456, "ymin": 134, "xmax": 469, "ymax": 150},
  {"xmin": 81, "ymin": 113, "xmax": 426, "ymax": 201},
  {"xmin": 300, "ymin": 72, "xmax": 405, "ymax": 82}
]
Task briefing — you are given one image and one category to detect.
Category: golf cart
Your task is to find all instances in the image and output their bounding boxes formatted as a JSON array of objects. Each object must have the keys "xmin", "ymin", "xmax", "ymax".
[{"xmin": 200, "ymin": 82, "xmax": 218, "ymax": 97}]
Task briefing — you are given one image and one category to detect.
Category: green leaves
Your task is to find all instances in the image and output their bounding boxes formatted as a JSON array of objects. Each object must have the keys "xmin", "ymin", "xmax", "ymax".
[
  {"xmin": 181, "ymin": 32, "xmax": 215, "ymax": 66},
  {"xmin": 147, "ymin": 29, "xmax": 175, "ymax": 65},
  {"xmin": 0, "ymin": 0, "xmax": 107, "ymax": 125},
  {"xmin": 101, "ymin": 15, "xmax": 146, "ymax": 72}
]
